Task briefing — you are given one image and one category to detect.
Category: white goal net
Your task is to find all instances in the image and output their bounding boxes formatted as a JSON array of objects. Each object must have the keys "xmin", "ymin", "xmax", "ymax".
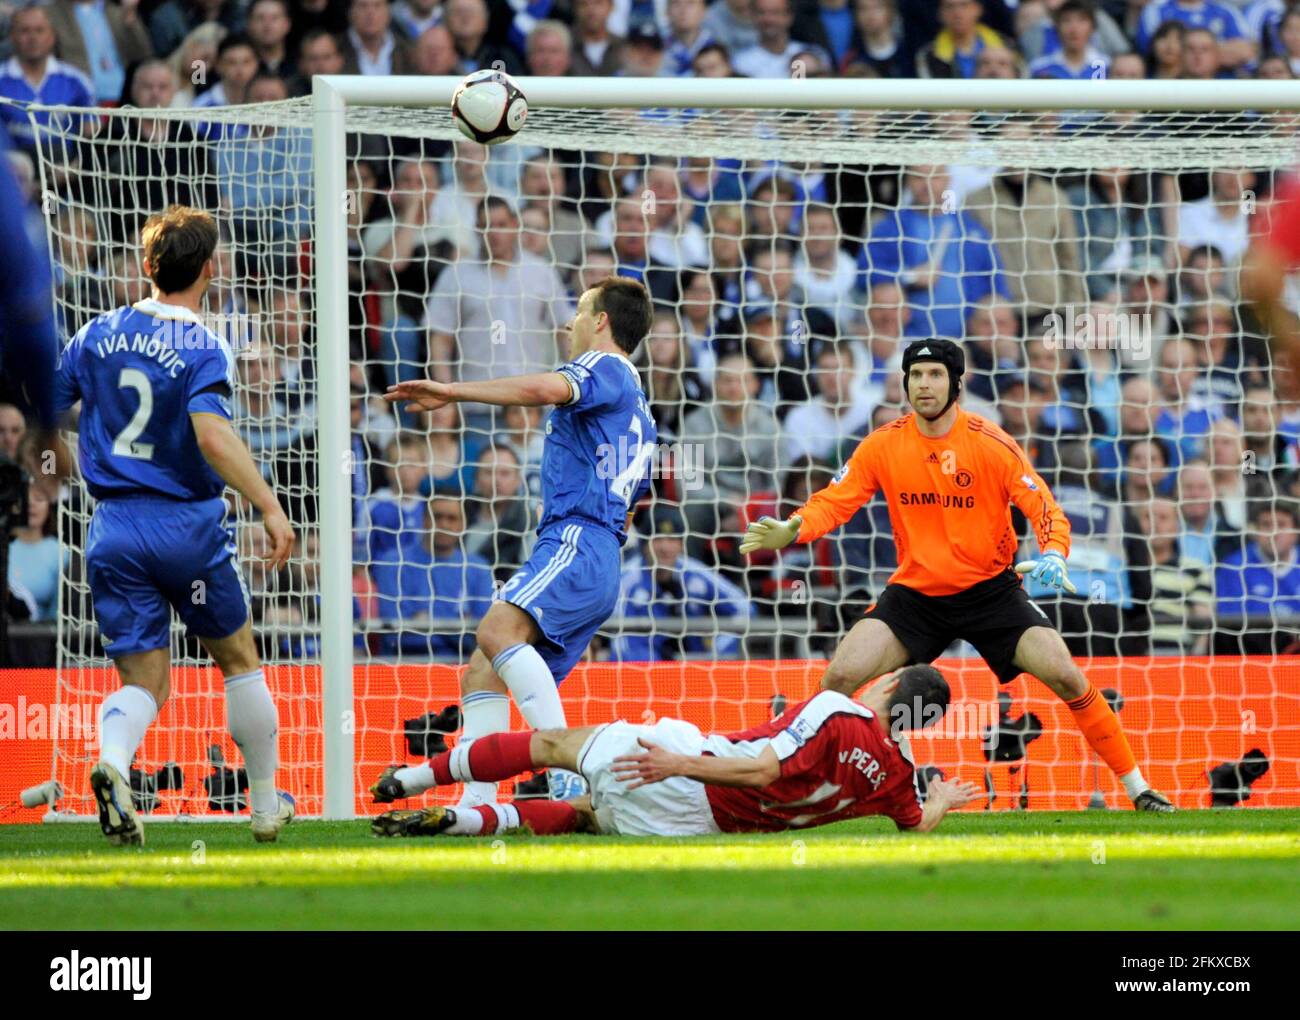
[{"xmin": 18, "ymin": 77, "xmax": 1300, "ymax": 819}]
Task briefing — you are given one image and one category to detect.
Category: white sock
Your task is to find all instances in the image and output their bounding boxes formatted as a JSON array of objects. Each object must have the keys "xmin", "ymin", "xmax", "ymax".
[
  {"xmin": 456, "ymin": 690, "xmax": 510, "ymax": 807},
  {"xmin": 492, "ymin": 644, "xmax": 567, "ymax": 730},
  {"xmin": 447, "ymin": 803, "xmax": 520, "ymax": 836},
  {"xmin": 394, "ymin": 764, "xmax": 435, "ymax": 794},
  {"xmin": 98, "ymin": 685, "xmax": 158, "ymax": 777},
  {"xmin": 225, "ymin": 669, "xmax": 281, "ymax": 815},
  {"xmin": 1120, "ymin": 767, "xmax": 1150, "ymax": 800}
]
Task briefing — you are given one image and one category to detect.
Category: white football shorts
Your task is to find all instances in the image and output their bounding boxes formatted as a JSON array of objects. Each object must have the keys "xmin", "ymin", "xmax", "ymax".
[{"xmin": 576, "ymin": 718, "xmax": 722, "ymax": 837}]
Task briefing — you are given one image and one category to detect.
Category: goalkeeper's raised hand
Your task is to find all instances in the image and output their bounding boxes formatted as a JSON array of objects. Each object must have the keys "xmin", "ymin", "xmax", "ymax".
[
  {"xmin": 1014, "ymin": 550, "xmax": 1077, "ymax": 594},
  {"xmin": 739, "ymin": 514, "xmax": 803, "ymax": 555}
]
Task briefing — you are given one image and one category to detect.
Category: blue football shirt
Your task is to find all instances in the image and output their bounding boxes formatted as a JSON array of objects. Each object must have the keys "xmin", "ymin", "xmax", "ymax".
[
  {"xmin": 54, "ymin": 298, "xmax": 235, "ymax": 501},
  {"xmin": 541, "ymin": 350, "xmax": 657, "ymax": 543}
]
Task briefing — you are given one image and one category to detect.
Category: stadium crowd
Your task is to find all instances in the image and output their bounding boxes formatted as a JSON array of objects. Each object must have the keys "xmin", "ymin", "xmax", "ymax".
[{"xmin": 4, "ymin": 0, "xmax": 1300, "ymax": 666}]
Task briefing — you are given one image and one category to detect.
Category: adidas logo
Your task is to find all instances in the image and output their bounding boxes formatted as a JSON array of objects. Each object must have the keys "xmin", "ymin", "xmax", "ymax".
[
  {"xmin": 926, "ymin": 453, "xmax": 940, "ymax": 464},
  {"xmin": 916, "ymin": 346, "xmax": 931, "ymax": 355}
]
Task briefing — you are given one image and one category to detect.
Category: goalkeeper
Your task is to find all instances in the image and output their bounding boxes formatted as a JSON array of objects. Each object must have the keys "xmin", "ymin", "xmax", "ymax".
[{"xmin": 741, "ymin": 339, "xmax": 1173, "ymax": 812}]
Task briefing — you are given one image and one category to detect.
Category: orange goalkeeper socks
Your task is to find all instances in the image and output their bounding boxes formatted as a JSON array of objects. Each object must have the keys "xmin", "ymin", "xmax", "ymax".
[{"xmin": 1066, "ymin": 684, "xmax": 1137, "ymax": 779}]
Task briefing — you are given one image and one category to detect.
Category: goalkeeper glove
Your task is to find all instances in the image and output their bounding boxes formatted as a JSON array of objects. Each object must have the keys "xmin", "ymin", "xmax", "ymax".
[
  {"xmin": 739, "ymin": 515, "xmax": 803, "ymax": 555},
  {"xmin": 1014, "ymin": 550, "xmax": 1077, "ymax": 595}
]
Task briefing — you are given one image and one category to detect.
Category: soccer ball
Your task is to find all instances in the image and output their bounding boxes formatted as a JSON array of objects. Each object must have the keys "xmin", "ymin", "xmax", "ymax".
[{"xmin": 451, "ymin": 69, "xmax": 528, "ymax": 145}]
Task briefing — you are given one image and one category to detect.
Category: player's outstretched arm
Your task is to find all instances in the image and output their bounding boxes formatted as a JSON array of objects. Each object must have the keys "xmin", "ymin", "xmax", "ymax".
[
  {"xmin": 1242, "ymin": 242, "xmax": 1300, "ymax": 394},
  {"xmin": 610, "ymin": 739, "xmax": 781, "ymax": 790},
  {"xmin": 386, "ymin": 372, "xmax": 573, "ymax": 412},
  {"xmin": 905, "ymin": 778, "xmax": 980, "ymax": 834},
  {"xmin": 191, "ymin": 413, "xmax": 295, "ymax": 569}
]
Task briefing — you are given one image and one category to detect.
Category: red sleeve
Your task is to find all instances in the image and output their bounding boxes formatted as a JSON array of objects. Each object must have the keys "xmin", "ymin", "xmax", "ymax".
[
  {"xmin": 1256, "ymin": 175, "xmax": 1300, "ymax": 265},
  {"xmin": 887, "ymin": 778, "xmax": 924, "ymax": 831}
]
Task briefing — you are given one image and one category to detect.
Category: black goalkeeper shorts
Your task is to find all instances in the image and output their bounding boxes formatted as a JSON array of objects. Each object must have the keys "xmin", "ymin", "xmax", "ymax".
[{"xmin": 864, "ymin": 570, "xmax": 1056, "ymax": 682}]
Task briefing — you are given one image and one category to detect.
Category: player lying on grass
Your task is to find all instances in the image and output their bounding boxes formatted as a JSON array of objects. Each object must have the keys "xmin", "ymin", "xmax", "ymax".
[
  {"xmin": 371, "ymin": 665, "xmax": 979, "ymax": 839},
  {"xmin": 382, "ymin": 275, "xmax": 657, "ymax": 804},
  {"xmin": 741, "ymin": 338, "xmax": 1174, "ymax": 812},
  {"xmin": 53, "ymin": 206, "xmax": 297, "ymax": 845}
]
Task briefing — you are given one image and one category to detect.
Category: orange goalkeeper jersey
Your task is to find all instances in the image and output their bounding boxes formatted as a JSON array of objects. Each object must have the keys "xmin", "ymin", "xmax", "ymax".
[{"xmin": 794, "ymin": 406, "xmax": 1070, "ymax": 596}]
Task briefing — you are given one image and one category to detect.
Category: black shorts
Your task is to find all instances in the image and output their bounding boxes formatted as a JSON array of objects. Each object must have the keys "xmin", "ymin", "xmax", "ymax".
[{"xmin": 864, "ymin": 570, "xmax": 1055, "ymax": 682}]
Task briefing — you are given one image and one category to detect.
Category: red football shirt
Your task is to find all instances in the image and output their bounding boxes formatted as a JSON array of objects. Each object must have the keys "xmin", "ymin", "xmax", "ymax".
[
  {"xmin": 702, "ymin": 691, "xmax": 925, "ymax": 833},
  {"xmin": 1256, "ymin": 174, "xmax": 1300, "ymax": 264}
]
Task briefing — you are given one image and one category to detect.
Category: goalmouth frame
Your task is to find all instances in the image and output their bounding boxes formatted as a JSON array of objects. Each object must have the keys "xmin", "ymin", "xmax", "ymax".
[{"xmin": 310, "ymin": 75, "xmax": 1300, "ymax": 820}]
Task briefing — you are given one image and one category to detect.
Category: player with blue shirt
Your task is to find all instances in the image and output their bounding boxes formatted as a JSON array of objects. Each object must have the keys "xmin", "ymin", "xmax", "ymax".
[
  {"xmin": 53, "ymin": 206, "xmax": 296, "ymax": 846},
  {"xmin": 375, "ymin": 276, "xmax": 657, "ymax": 804}
]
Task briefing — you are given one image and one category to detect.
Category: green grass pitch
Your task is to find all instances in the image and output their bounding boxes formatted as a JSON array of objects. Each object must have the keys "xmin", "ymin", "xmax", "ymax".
[{"xmin": 3, "ymin": 810, "xmax": 1298, "ymax": 930}]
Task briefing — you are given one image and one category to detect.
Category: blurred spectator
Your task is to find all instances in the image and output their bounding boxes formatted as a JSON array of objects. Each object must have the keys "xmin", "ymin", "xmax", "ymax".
[
  {"xmin": 349, "ymin": 378, "xmax": 388, "ymax": 528},
  {"xmin": 1177, "ymin": 169, "xmax": 1255, "ymax": 270},
  {"xmin": 678, "ymin": 269, "xmax": 717, "ymax": 380},
  {"xmin": 1107, "ymin": 50, "xmax": 1144, "ymax": 79},
  {"xmin": 1070, "ymin": 167, "xmax": 1160, "ymax": 303},
  {"xmin": 499, "ymin": 402, "xmax": 544, "ymax": 497},
  {"xmin": 1174, "ymin": 243, "xmax": 1228, "ymax": 307},
  {"xmin": 446, "ymin": 0, "xmax": 521, "ymax": 72},
  {"xmin": 643, "ymin": 309, "xmax": 709, "ymax": 436},
  {"xmin": 794, "ymin": 203, "xmax": 857, "ymax": 330},
  {"xmin": 611, "ymin": 503, "xmax": 751, "ymax": 660},
  {"xmin": 972, "ymin": 37, "xmax": 1022, "ymax": 76},
  {"xmin": 45, "ymin": 0, "xmax": 153, "ymax": 103},
  {"xmin": 1093, "ymin": 374, "xmax": 1157, "ymax": 498},
  {"xmin": 410, "ymin": 23, "xmax": 458, "ymax": 75},
  {"xmin": 691, "ymin": 39, "xmax": 735, "ymax": 75},
  {"xmin": 248, "ymin": 0, "xmax": 295, "ymax": 79},
  {"xmin": 169, "ymin": 22, "xmax": 226, "ymax": 107},
  {"xmin": 1146, "ymin": 18, "xmax": 1185, "ymax": 79},
  {"xmin": 747, "ymin": 242, "xmax": 835, "ymax": 343},
  {"xmin": 1127, "ymin": 496, "xmax": 1213, "ymax": 655},
  {"xmin": 961, "ymin": 294, "xmax": 1017, "ymax": 400},
  {"xmin": 1177, "ymin": 459, "xmax": 1231, "ymax": 565},
  {"xmin": 1279, "ymin": 6, "xmax": 1300, "ymax": 77},
  {"xmin": 94, "ymin": 58, "xmax": 217, "ymax": 245},
  {"xmin": 1254, "ymin": 53, "xmax": 1293, "ymax": 80},
  {"xmin": 1027, "ymin": 0, "xmax": 1107, "ymax": 79},
  {"xmin": 1183, "ymin": 297, "xmax": 1265, "ymax": 413},
  {"xmin": 745, "ymin": 172, "xmax": 800, "ymax": 243},
  {"xmin": 1215, "ymin": 499, "xmax": 1300, "ymax": 622},
  {"xmin": 7, "ymin": 481, "xmax": 63, "ymax": 621},
  {"xmin": 214, "ymin": 72, "xmax": 313, "ymax": 276},
  {"xmin": 572, "ymin": 0, "xmax": 625, "ymax": 76},
  {"xmin": 289, "ymin": 0, "xmax": 351, "ymax": 54},
  {"xmin": 392, "ymin": 0, "xmax": 442, "ymax": 41},
  {"xmin": 861, "ymin": 164, "xmax": 1010, "ymax": 341},
  {"xmin": 841, "ymin": 0, "xmax": 906, "ymax": 78},
  {"xmin": 916, "ymin": 0, "xmax": 1011, "ymax": 78},
  {"xmin": 1180, "ymin": 26, "xmax": 1226, "ymax": 79},
  {"xmin": 643, "ymin": 161, "xmax": 709, "ymax": 268},
  {"xmin": 0, "ymin": 403, "xmax": 24, "ymax": 460},
  {"xmin": 361, "ymin": 431, "xmax": 433, "ymax": 589},
  {"xmin": 702, "ymin": 0, "xmax": 759, "ymax": 56},
  {"xmin": 1241, "ymin": 382, "xmax": 1292, "ymax": 473},
  {"xmin": 965, "ymin": 121, "xmax": 1086, "ymax": 320},
  {"xmin": 426, "ymin": 195, "xmax": 573, "ymax": 400},
  {"xmin": 1024, "ymin": 441, "xmax": 1131, "ymax": 653},
  {"xmin": 1117, "ymin": 255, "xmax": 1172, "ymax": 356},
  {"xmin": 1209, "ymin": 416, "xmax": 1249, "ymax": 534},
  {"xmin": 621, "ymin": 21, "xmax": 666, "ymax": 74},
  {"xmin": 783, "ymin": 344, "xmax": 874, "ymax": 463},
  {"xmin": 463, "ymin": 442, "xmax": 533, "ymax": 578},
  {"xmin": 193, "ymin": 31, "xmax": 260, "ymax": 119},
  {"xmin": 1122, "ymin": 435, "xmax": 1177, "ymax": 507},
  {"xmin": 608, "ymin": 194, "xmax": 679, "ymax": 302},
  {"xmin": 52, "ymin": 205, "xmax": 108, "ymax": 329},
  {"xmin": 1136, "ymin": 0, "xmax": 1254, "ymax": 70},
  {"xmin": 679, "ymin": 351, "xmax": 784, "ymax": 536},
  {"xmin": 1154, "ymin": 335, "xmax": 1219, "ymax": 461},
  {"xmin": 662, "ymin": 0, "xmax": 714, "ymax": 74},
  {"xmin": 424, "ymin": 400, "xmax": 477, "ymax": 492},
  {"xmin": 342, "ymin": 0, "xmax": 417, "ymax": 74},
  {"xmin": 525, "ymin": 19, "xmax": 573, "ymax": 76},
  {"xmin": 733, "ymin": 0, "xmax": 827, "ymax": 78},
  {"xmin": 1018, "ymin": 0, "xmax": 1130, "ymax": 63},
  {"xmin": 375, "ymin": 495, "xmax": 494, "ymax": 658},
  {"xmin": 431, "ymin": 141, "xmax": 494, "ymax": 256},
  {"xmin": 148, "ymin": 0, "xmax": 238, "ymax": 60},
  {"xmin": 0, "ymin": 7, "xmax": 94, "ymax": 160}
]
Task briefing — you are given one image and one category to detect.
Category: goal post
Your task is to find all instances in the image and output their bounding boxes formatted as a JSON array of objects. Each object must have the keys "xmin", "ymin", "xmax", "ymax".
[{"xmin": 19, "ymin": 75, "xmax": 1300, "ymax": 824}]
